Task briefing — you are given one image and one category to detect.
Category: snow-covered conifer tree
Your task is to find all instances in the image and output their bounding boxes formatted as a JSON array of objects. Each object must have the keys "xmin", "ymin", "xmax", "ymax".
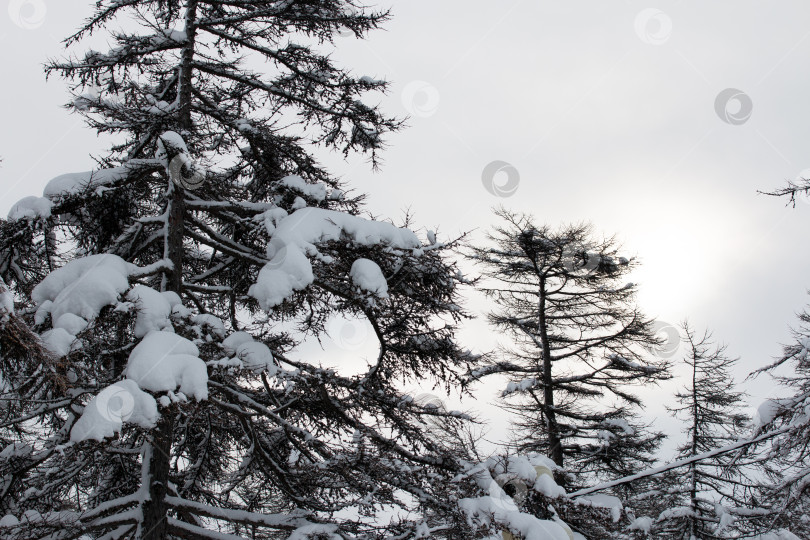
[
  {"xmin": 0, "ymin": 1, "xmax": 476, "ymax": 538},
  {"xmin": 656, "ymin": 323, "xmax": 752, "ymax": 538},
  {"xmin": 744, "ymin": 308, "xmax": 810, "ymax": 539},
  {"xmin": 466, "ymin": 208, "xmax": 670, "ymax": 488}
]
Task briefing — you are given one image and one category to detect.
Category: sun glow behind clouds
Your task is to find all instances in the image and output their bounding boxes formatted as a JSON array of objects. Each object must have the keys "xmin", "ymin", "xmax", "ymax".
[
  {"xmin": 603, "ymin": 182, "xmax": 747, "ymax": 322},
  {"xmin": 630, "ymin": 223, "xmax": 720, "ymax": 315}
]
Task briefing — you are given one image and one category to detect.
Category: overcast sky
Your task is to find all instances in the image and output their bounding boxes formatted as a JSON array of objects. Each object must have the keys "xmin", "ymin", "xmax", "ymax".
[{"xmin": 3, "ymin": 0, "xmax": 810, "ymax": 456}]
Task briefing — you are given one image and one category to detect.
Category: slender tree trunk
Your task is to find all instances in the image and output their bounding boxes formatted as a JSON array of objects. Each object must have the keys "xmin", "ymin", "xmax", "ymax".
[
  {"xmin": 538, "ymin": 278, "xmax": 563, "ymax": 466},
  {"xmin": 141, "ymin": 2, "xmax": 197, "ymax": 537},
  {"xmin": 141, "ymin": 414, "xmax": 175, "ymax": 539},
  {"xmin": 688, "ymin": 357, "xmax": 699, "ymax": 539}
]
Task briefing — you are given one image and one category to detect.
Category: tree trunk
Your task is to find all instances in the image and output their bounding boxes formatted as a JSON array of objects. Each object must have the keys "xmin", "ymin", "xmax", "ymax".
[
  {"xmin": 141, "ymin": 1, "xmax": 197, "ymax": 538},
  {"xmin": 688, "ymin": 356, "xmax": 699, "ymax": 539},
  {"xmin": 538, "ymin": 278, "xmax": 563, "ymax": 466},
  {"xmin": 141, "ymin": 413, "xmax": 175, "ymax": 540}
]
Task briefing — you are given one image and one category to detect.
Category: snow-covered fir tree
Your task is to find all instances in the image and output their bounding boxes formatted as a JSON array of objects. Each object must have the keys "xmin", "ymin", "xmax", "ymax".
[
  {"xmin": 744, "ymin": 306, "xmax": 810, "ymax": 539},
  {"xmin": 656, "ymin": 323, "xmax": 752, "ymax": 538},
  {"xmin": 466, "ymin": 208, "xmax": 670, "ymax": 488},
  {"xmin": 0, "ymin": 1, "xmax": 482, "ymax": 538}
]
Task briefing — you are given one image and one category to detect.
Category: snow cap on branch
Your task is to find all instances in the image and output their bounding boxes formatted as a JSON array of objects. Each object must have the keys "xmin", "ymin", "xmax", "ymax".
[
  {"xmin": 125, "ymin": 331, "xmax": 208, "ymax": 400},
  {"xmin": 157, "ymin": 131, "xmax": 206, "ymax": 190},
  {"xmin": 70, "ymin": 379, "xmax": 159, "ymax": 442},
  {"xmin": 221, "ymin": 332, "xmax": 275, "ymax": 372},
  {"xmin": 126, "ymin": 285, "xmax": 176, "ymax": 338},
  {"xmin": 350, "ymin": 258, "xmax": 389, "ymax": 298},
  {"xmin": 7, "ymin": 196, "xmax": 53, "ymax": 221},
  {"xmin": 43, "ymin": 167, "xmax": 133, "ymax": 198},
  {"xmin": 33, "ymin": 254, "xmax": 136, "ymax": 325},
  {"xmin": 249, "ymin": 207, "xmax": 419, "ymax": 309}
]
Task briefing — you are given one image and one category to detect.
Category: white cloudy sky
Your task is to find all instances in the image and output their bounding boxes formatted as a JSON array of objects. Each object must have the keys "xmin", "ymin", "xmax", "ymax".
[{"xmin": 3, "ymin": 1, "xmax": 810, "ymax": 455}]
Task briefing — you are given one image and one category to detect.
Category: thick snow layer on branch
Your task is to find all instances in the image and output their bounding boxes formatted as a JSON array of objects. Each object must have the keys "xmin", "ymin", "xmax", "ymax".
[
  {"xmin": 274, "ymin": 208, "xmax": 421, "ymax": 250},
  {"xmin": 53, "ymin": 313, "xmax": 88, "ymax": 335},
  {"xmin": 576, "ymin": 493, "xmax": 623, "ymax": 522},
  {"xmin": 514, "ymin": 454, "xmax": 564, "ymax": 497},
  {"xmin": 33, "ymin": 254, "xmax": 136, "ymax": 324},
  {"xmin": 222, "ymin": 331, "xmax": 254, "ymax": 353},
  {"xmin": 458, "ymin": 495, "xmax": 572, "ymax": 540},
  {"xmin": 459, "ymin": 456, "xmax": 572, "ymax": 540},
  {"xmin": 249, "ymin": 243, "xmax": 312, "ymax": 310},
  {"xmin": 7, "ymin": 196, "xmax": 52, "ymax": 221},
  {"xmin": 221, "ymin": 331, "xmax": 275, "ymax": 371},
  {"xmin": 503, "ymin": 377, "xmax": 537, "ymax": 396},
  {"xmin": 125, "ymin": 331, "xmax": 208, "ymax": 400},
  {"xmin": 42, "ymin": 314, "xmax": 88, "ymax": 356},
  {"xmin": 235, "ymin": 341, "xmax": 275, "ymax": 371},
  {"xmin": 126, "ymin": 285, "xmax": 174, "ymax": 338},
  {"xmin": 249, "ymin": 208, "xmax": 420, "ymax": 309},
  {"xmin": 70, "ymin": 380, "xmax": 159, "ymax": 442},
  {"xmin": 40, "ymin": 328, "xmax": 77, "ymax": 357},
  {"xmin": 43, "ymin": 167, "xmax": 132, "ymax": 198},
  {"xmin": 534, "ymin": 473, "xmax": 565, "ymax": 498},
  {"xmin": 257, "ymin": 207, "xmax": 289, "ymax": 234},
  {"xmin": 156, "ymin": 130, "xmax": 188, "ymax": 154},
  {"xmin": 755, "ymin": 399, "xmax": 785, "ymax": 427},
  {"xmin": 280, "ymin": 175, "xmax": 327, "ymax": 202},
  {"xmin": 192, "ymin": 313, "xmax": 225, "ymax": 338},
  {"xmin": 350, "ymin": 258, "xmax": 388, "ymax": 298}
]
